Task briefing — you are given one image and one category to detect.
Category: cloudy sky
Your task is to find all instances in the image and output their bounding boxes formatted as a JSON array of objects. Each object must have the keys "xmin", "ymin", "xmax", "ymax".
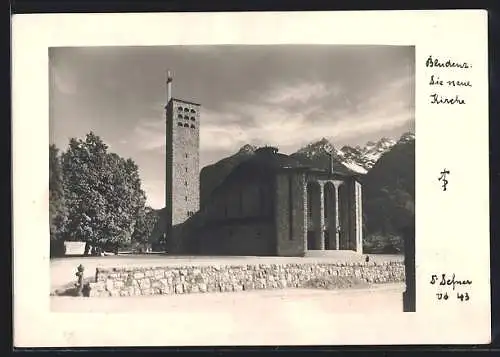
[{"xmin": 49, "ymin": 45, "xmax": 415, "ymax": 209}]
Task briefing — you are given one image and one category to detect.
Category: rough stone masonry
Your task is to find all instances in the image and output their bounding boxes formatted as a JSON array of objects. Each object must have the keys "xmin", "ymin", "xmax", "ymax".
[{"xmin": 86, "ymin": 261, "xmax": 405, "ymax": 297}]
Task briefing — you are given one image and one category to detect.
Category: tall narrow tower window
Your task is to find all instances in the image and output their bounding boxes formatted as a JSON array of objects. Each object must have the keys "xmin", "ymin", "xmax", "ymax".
[{"xmin": 185, "ymin": 153, "xmax": 188, "ymax": 158}]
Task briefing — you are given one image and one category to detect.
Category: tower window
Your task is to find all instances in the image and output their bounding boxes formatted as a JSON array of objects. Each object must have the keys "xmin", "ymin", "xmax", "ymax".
[
  {"xmin": 184, "ymin": 123, "xmax": 189, "ymax": 127},
  {"xmin": 184, "ymin": 108, "xmax": 189, "ymax": 112},
  {"xmin": 185, "ymin": 153, "xmax": 188, "ymax": 158},
  {"xmin": 184, "ymin": 115, "xmax": 189, "ymax": 120},
  {"xmin": 190, "ymin": 109, "xmax": 196, "ymax": 113},
  {"xmin": 177, "ymin": 106, "xmax": 183, "ymax": 111},
  {"xmin": 177, "ymin": 122, "xmax": 183, "ymax": 126},
  {"xmin": 185, "ymin": 167, "xmax": 188, "ymax": 172},
  {"xmin": 185, "ymin": 181, "xmax": 188, "ymax": 186},
  {"xmin": 178, "ymin": 114, "xmax": 183, "ymax": 119},
  {"xmin": 185, "ymin": 196, "xmax": 188, "ymax": 201},
  {"xmin": 190, "ymin": 124, "xmax": 196, "ymax": 129},
  {"xmin": 190, "ymin": 116, "xmax": 195, "ymax": 121}
]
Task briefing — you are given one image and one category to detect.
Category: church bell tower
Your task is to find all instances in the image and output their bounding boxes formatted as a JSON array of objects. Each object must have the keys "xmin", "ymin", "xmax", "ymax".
[{"xmin": 164, "ymin": 70, "xmax": 201, "ymax": 250}]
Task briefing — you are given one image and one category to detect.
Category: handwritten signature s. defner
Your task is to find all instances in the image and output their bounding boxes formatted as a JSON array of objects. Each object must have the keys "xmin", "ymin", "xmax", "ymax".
[{"xmin": 430, "ymin": 273, "xmax": 472, "ymax": 290}]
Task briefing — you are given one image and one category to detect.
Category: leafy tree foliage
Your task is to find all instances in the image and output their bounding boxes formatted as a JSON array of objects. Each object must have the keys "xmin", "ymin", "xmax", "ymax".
[
  {"xmin": 49, "ymin": 144, "xmax": 68, "ymax": 241},
  {"xmin": 362, "ymin": 140, "xmax": 415, "ymax": 253},
  {"xmin": 131, "ymin": 206, "xmax": 159, "ymax": 246},
  {"xmin": 60, "ymin": 132, "xmax": 146, "ymax": 251}
]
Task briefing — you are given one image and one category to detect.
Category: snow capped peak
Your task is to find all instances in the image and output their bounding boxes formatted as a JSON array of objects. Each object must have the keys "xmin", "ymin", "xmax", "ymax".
[
  {"xmin": 238, "ymin": 144, "xmax": 257, "ymax": 154},
  {"xmin": 378, "ymin": 137, "xmax": 397, "ymax": 148},
  {"xmin": 296, "ymin": 138, "xmax": 335, "ymax": 157},
  {"xmin": 332, "ymin": 135, "xmax": 411, "ymax": 173},
  {"xmin": 398, "ymin": 131, "xmax": 415, "ymax": 144}
]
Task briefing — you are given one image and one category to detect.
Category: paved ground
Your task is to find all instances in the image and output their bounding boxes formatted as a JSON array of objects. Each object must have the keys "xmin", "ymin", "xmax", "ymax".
[
  {"xmin": 46, "ymin": 283, "xmax": 406, "ymax": 346},
  {"xmin": 51, "ymin": 282, "xmax": 405, "ymax": 313},
  {"xmin": 51, "ymin": 253, "xmax": 404, "ymax": 293}
]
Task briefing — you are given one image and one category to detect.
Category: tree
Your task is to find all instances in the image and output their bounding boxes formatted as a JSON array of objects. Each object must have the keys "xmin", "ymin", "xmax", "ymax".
[
  {"xmin": 49, "ymin": 144, "xmax": 67, "ymax": 241},
  {"xmin": 131, "ymin": 206, "xmax": 159, "ymax": 246},
  {"xmin": 61, "ymin": 132, "xmax": 146, "ymax": 252}
]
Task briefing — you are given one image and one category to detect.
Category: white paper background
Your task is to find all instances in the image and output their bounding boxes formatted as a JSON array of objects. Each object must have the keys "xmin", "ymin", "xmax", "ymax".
[{"xmin": 12, "ymin": 10, "xmax": 490, "ymax": 346}]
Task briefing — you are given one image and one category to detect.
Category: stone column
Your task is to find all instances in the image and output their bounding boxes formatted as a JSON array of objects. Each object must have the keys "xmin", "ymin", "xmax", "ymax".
[
  {"xmin": 334, "ymin": 182, "xmax": 342, "ymax": 250},
  {"xmin": 302, "ymin": 179, "xmax": 308, "ymax": 254},
  {"xmin": 318, "ymin": 183, "xmax": 325, "ymax": 250},
  {"xmin": 352, "ymin": 179, "xmax": 363, "ymax": 254},
  {"xmin": 326, "ymin": 183, "xmax": 336, "ymax": 250},
  {"xmin": 312, "ymin": 182, "xmax": 325, "ymax": 250}
]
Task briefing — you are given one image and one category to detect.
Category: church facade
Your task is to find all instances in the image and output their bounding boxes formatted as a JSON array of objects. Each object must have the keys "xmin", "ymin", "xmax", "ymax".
[
  {"xmin": 162, "ymin": 73, "xmax": 363, "ymax": 256},
  {"xmin": 190, "ymin": 147, "xmax": 363, "ymax": 256}
]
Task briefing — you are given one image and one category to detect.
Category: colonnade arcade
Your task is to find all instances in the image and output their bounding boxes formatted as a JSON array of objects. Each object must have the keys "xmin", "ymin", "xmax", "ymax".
[{"xmin": 306, "ymin": 178, "xmax": 356, "ymax": 252}]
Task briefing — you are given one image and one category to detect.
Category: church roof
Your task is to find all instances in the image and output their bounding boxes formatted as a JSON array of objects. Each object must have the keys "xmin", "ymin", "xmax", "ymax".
[
  {"xmin": 235, "ymin": 146, "xmax": 309, "ymax": 173},
  {"xmin": 212, "ymin": 147, "xmax": 310, "ymax": 193}
]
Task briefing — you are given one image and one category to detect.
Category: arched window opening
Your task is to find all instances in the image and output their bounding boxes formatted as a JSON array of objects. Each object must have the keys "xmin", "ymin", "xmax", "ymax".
[
  {"xmin": 190, "ymin": 109, "xmax": 196, "ymax": 113},
  {"xmin": 177, "ymin": 106, "xmax": 183, "ymax": 111},
  {"xmin": 177, "ymin": 122, "xmax": 183, "ymax": 127},
  {"xmin": 190, "ymin": 124, "xmax": 196, "ymax": 129},
  {"xmin": 184, "ymin": 108, "xmax": 189, "ymax": 112},
  {"xmin": 184, "ymin": 115, "xmax": 189, "ymax": 120},
  {"xmin": 190, "ymin": 116, "xmax": 196, "ymax": 121},
  {"xmin": 177, "ymin": 114, "xmax": 183, "ymax": 119},
  {"xmin": 184, "ymin": 123, "xmax": 189, "ymax": 127}
]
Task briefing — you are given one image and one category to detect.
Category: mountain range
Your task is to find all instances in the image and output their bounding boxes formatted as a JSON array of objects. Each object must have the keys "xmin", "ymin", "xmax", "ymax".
[{"xmin": 200, "ymin": 131, "xmax": 414, "ymax": 204}]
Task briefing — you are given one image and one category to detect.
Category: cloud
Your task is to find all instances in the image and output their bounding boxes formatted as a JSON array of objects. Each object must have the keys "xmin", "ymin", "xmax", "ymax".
[
  {"xmin": 132, "ymin": 119, "xmax": 165, "ymax": 151},
  {"xmin": 198, "ymin": 74, "xmax": 413, "ymax": 158},
  {"xmin": 52, "ymin": 66, "xmax": 77, "ymax": 95},
  {"xmin": 264, "ymin": 82, "xmax": 336, "ymax": 105}
]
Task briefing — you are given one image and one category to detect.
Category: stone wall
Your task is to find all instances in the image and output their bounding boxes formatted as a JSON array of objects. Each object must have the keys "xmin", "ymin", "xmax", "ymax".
[{"xmin": 87, "ymin": 261, "xmax": 405, "ymax": 297}]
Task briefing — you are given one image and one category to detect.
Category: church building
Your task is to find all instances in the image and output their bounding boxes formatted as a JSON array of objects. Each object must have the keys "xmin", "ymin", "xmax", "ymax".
[{"xmin": 191, "ymin": 146, "xmax": 364, "ymax": 256}]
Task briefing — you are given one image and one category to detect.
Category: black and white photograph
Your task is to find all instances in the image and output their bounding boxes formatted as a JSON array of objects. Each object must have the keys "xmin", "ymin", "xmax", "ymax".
[
  {"xmin": 12, "ymin": 11, "xmax": 490, "ymax": 347},
  {"xmin": 48, "ymin": 45, "xmax": 416, "ymax": 314}
]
